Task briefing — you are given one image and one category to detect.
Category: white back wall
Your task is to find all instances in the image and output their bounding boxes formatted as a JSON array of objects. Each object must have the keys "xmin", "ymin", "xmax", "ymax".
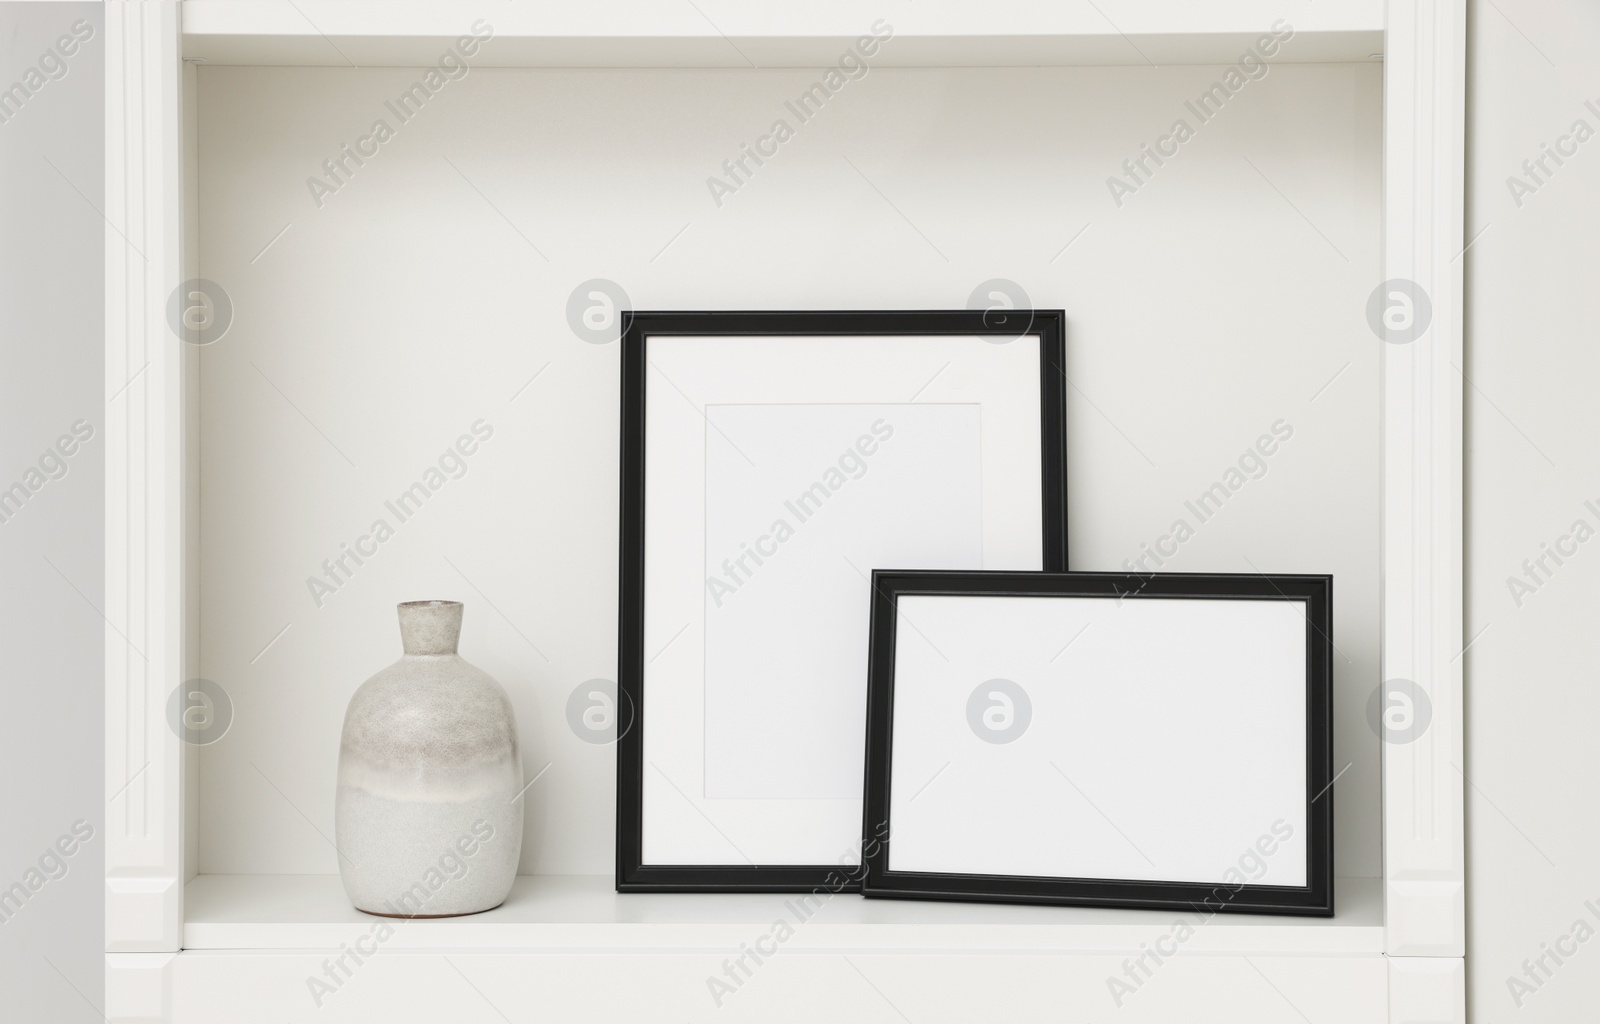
[{"xmin": 195, "ymin": 61, "xmax": 1382, "ymax": 877}]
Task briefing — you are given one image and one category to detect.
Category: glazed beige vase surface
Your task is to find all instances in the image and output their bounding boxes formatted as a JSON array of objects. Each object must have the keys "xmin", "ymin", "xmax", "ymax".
[{"xmin": 335, "ymin": 601, "xmax": 523, "ymax": 916}]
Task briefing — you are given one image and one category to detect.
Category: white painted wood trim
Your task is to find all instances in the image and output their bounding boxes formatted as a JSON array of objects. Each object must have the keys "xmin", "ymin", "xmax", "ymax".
[
  {"xmin": 104, "ymin": 0, "xmax": 186, "ymax": 955},
  {"xmin": 177, "ymin": 0, "xmax": 1384, "ymax": 68},
  {"xmin": 141, "ymin": 949, "xmax": 1388, "ymax": 1023},
  {"xmin": 1380, "ymin": 0, "xmax": 1467, "ymax": 964},
  {"xmin": 1389, "ymin": 955, "xmax": 1467, "ymax": 1024},
  {"xmin": 106, "ymin": 953, "xmax": 176, "ymax": 1024},
  {"xmin": 177, "ymin": 0, "xmax": 1383, "ymax": 36}
]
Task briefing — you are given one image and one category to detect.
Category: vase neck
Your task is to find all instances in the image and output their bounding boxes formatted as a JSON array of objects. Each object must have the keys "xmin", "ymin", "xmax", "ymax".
[{"xmin": 397, "ymin": 600, "xmax": 463, "ymax": 656}]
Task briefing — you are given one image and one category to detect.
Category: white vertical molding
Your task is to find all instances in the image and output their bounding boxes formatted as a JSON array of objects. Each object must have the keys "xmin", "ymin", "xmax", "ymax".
[
  {"xmin": 1382, "ymin": 0, "xmax": 1466, "ymax": 962},
  {"xmin": 105, "ymin": 0, "xmax": 185, "ymax": 954},
  {"xmin": 106, "ymin": 954, "xmax": 176, "ymax": 1024},
  {"xmin": 1388, "ymin": 956, "xmax": 1466, "ymax": 1024},
  {"xmin": 181, "ymin": 43, "xmax": 204, "ymax": 890}
]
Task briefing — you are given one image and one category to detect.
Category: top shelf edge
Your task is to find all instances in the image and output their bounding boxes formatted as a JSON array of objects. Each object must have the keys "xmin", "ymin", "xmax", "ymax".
[{"xmin": 181, "ymin": 1, "xmax": 1384, "ymax": 69}]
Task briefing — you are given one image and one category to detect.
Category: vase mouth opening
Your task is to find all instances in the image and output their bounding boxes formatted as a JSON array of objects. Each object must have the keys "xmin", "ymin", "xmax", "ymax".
[{"xmin": 396, "ymin": 600, "xmax": 464, "ymax": 655}]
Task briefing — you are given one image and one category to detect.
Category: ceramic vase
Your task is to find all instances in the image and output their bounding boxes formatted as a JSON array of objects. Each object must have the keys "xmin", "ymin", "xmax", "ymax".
[{"xmin": 335, "ymin": 600, "xmax": 523, "ymax": 917}]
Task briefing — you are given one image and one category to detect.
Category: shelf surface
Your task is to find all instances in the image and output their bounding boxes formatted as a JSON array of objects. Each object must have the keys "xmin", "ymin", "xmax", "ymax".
[
  {"xmin": 184, "ymin": 874, "xmax": 1384, "ymax": 954},
  {"xmin": 182, "ymin": 0, "xmax": 1383, "ymax": 67}
]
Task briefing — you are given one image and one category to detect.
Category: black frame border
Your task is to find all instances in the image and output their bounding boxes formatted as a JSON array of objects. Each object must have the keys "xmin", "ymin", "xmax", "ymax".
[
  {"xmin": 861, "ymin": 570, "xmax": 1335, "ymax": 916},
  {"xmin": 617, "ymin": 311, "xmax": 1069, "ymax": 892}
]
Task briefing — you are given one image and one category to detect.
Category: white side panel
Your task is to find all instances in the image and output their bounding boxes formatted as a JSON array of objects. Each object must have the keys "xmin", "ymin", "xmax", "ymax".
[
  {"xmin": 104, "ymin": 0, "xmax": 186, "ymax": 953},
  {"xmin": 1380, "ymin": 0, "xmax": 1467, "ymax": 961}
]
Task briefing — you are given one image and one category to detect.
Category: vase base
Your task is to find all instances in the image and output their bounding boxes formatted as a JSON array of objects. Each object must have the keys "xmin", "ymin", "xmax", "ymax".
[{"xmin": 354, "ymin": 900, "xmax": 506, "ymax": 920}]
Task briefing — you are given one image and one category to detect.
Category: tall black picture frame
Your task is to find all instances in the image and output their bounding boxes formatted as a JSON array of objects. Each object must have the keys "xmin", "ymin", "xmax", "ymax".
[{"xmin": 617, "ymin": 311, "xmax": 1068, "ymax": 892}]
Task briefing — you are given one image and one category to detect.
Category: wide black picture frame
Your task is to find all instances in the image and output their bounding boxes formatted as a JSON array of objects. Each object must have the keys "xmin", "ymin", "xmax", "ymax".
[
  {"xmin": 617, "ymin": 311, "xmax": 1068, "ymax": 892},
  {"xmin": 861, "ymin": 570, "xmax": 1334, "ymax": 916}
]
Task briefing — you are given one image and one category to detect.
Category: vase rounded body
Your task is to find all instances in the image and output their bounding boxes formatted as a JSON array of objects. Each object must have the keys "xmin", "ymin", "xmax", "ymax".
[{"xmin": 335, "ymin": 601, "xmax": 523, "ymax": 917}]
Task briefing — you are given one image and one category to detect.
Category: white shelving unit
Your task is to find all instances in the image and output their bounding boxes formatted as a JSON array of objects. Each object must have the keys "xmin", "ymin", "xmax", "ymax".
[{"xmin": 106, "ymin": 3, "xmax": 1465, "ymax": 1021}]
